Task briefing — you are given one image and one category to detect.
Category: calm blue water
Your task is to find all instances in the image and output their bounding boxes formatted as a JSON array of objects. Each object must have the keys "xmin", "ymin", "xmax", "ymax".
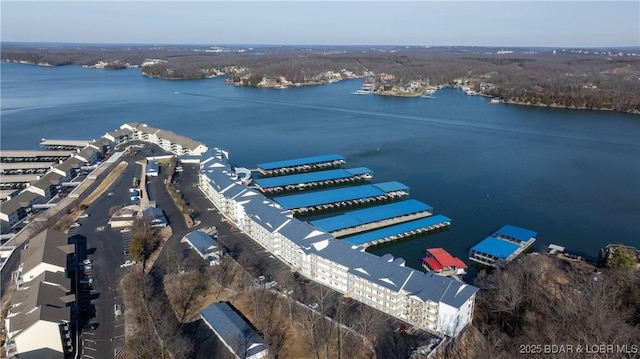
[{"xmin": 2, "ymin": 61, "xmax": 639, "ymax": 277}]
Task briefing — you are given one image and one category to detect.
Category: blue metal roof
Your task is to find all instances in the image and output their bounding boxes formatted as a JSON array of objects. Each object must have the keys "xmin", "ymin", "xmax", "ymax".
[
  {"xmin": 373, "ymin": 181, "xmax": 409, "ymax": 192},
  {"xmin": 257, "ymin": 154, "xmax": 345, "ymax": 170},
  {"xmin": 310, "ymin": 199, "xmax": 433, "ymax": 232},
  {"xmin": 343, "ymin": 215, "xmax": 451, "ymax": 246},
  {"xmin": 272, "ymin": 184, "xmax": 386, "ymax": 210},
  {"xmin": 494, "ymin": 225, "xmax": 537, "ymax": 242},
  {"xmin": 470, "ymin": 237, "xmax": 521, "ymax": 259},
  {"xmin": 254, "ymin": 167, "xmax": 372, "ymax": 189}
]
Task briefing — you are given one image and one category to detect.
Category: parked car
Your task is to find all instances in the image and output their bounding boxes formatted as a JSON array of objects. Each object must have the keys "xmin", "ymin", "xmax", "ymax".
[
  {"xmin": 120, "ymin": 228, "xmax": 132, "ymax": 234},
  {"xmin": 70, "ymin": 222, "xmax": 81, "ymax": 228},
  {"xmin": 78, "ymin": 213, "xmax": 89, "ymax": 218},
  {"xmin": 83, "ymin": 258, "xmax": 92, "ymax": 265},
  {"xmin": 114, "ymin": 304, "xmax": 122, "ymax": 316},
  {"xmin": 120, "ymin": 260, "xmax": 136, "ymax": 268},
  {"xmin": 307, "ymin": 303, "xmax": 319, "ymax": 310}
]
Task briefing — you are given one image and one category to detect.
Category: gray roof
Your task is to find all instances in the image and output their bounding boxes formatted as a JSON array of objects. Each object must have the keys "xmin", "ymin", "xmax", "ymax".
[
  {"xmin": 9, "ymin": 279, "xmax": 70, "ymax": 335},
  {"xmin": 184, "ymin": 231, "xmax": 219, "ymax": 257},
  {"xmin": 105, "ymin": 128, "xmax": 132, "ymax": 139},
  {"xmin": 243, "ymin": 198, "xmax": 291, "ymax": 233},
  {"xmin": 21, "ymin": 229, "xmax": 72, "ymax": 276},
  {"xmin": 76, "ymin": 146, "xmax": 98, "ymax": 159},
  {"xmin": 31, "ymin": 172, "xmax": 64, "ymax": 190},
  {"xmin": 142, "ymin": 207, "xmax": 166, "ymax": 221},
  {"xmin": 1, "ymin": 191, "xmax": 43, "ymax": 215},
  {"xmin": 200, "ymin": 302, "xmax": 268, "ymax": 358},
  {"xmin": 54, "ymin": 157, "xmax": 82, "ymax": 173},
  {"xmin": 126, "ymin": 123, "xmax": 206, "ymax": 151}
]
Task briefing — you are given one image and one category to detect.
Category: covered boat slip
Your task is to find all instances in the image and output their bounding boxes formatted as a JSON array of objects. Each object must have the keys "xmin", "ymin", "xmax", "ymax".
[
  {"xmin": 272, "ymin": 181, "xmax": 409, "ymax": 214},
  {"xmin": 342, "ymin": 214, "xmax": 452, "ymax": 248},
  {"xmin": 257, "ymin": 154, "xmax": 346, "ymax": 176},
  {"xmin": 310, "ymin": 199, "xmax": 434, "ymax": 237},
  {"xmin": 254, "ymin": 167, "xmax": 373, "ymax": 194},
  {"xmin": 468, "ymin": 225, "xmax": 537, "ymax": 268}
]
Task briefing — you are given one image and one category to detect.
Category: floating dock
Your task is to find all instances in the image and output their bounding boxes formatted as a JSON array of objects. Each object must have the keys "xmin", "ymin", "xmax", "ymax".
[
  {"xmin": 422, "ymin": 248, "xmax": 467, "ymax": 276},
  {"xmin": 0, "ymin": 162, "xmax": 55, "ymax": 176},
  {"xmin": 257, "ymin": 154, "xmax": 345, "ymax": 176},
  {"xmin": 469, "ymin": 225, "xmax": 537, "ymax": 268},
  {"xmin": 310, "ymin": 199, "xmax": 433, "ymax": 237},
  {"xmin": 342, "ymin": 215, "xmax": 451, "ymax": 248},
  {"xmin": 0, "ymin": 150, "xmax": 74, "ymax": 163},
  {"xmin": 40, "ymin": 139, "xmax": 92, "ymax": 150},
  {"xmin": 272, "ymin": 181, "xmax": 409, "ymax": 215},
  {"xmin": 254, "ymin": 167, "xmax": 372, "ymax": 194}
]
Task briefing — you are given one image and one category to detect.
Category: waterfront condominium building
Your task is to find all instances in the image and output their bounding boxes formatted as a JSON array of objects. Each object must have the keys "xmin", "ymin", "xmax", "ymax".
[{"xmin": 197, "ymin": 149, "xmax": 478, "ymax": 338}]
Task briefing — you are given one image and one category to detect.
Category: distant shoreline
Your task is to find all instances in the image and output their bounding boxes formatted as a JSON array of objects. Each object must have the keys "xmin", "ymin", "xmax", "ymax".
[{"xmin": 3, "ymin": 59, "xmax": 638, "ymax": 115}]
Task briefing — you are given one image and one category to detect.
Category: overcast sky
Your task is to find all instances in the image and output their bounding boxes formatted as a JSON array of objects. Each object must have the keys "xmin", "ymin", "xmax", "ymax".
[{"xmin": 2, "ymin": 1, "xmax": 638, "ymax": 47}]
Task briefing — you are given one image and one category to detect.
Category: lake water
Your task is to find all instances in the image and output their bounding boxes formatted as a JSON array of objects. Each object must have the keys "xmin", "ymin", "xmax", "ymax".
[{"xmin": 2, "ymin": 61, "xmax": 639, "ymax": 277}]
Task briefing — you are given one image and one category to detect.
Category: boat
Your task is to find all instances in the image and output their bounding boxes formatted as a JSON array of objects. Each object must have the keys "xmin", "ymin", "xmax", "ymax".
[
  {"xmin": 422, "ymin": 248, "xmax": 467, "ymax": 276},
  {"xmin": 469, "ymin": 225, "xmax": 537, "ymax": 268},
  {"xmin": 351, "ymin": 89, "xmax": 371, "ymax": 95}
]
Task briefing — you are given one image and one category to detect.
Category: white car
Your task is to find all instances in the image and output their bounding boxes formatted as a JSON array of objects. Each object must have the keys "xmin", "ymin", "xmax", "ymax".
[
  {"xmin": 78, "ymin": 213, "xmax": 89, "ymax": 218},
  {"xmin": 114, "ymin": 304, "xmax": 122, "ymax": 316},
  {"xmin": 70, "ymin": 222, "xmax": 81, "ymax": 228},
  {"xmin": 83, "ymin": 259, "xmax": 92, "ymax": 265},
  {"xmin": 120, "ymin": 260, "xmax": 136, "ymax": 268},
  {"xmin": 120, "ymin": 228, "xmax": 132, "ymax": 234}
]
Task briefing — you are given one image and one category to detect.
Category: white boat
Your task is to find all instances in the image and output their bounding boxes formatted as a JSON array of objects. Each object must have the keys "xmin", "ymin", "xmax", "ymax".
[{"xmin": 352, "ymin": 89, "xmax": 371, "ymax": 95}]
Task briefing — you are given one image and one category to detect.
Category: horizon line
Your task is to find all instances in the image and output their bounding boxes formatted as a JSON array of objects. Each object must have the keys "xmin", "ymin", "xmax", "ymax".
[{"xmin": 2, "ymin": 41, "xmax": 639, "ymax": 50}]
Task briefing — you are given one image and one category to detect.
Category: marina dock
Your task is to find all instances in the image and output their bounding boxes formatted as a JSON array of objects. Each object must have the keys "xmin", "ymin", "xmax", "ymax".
[
  {"xmin": 272, "ymin": 181, "xmax": 409, "ymax": 215},
  {"xmin": 310, "ymin": 199, "xmax": 433, "ymax": 237},
  {"xmin": 254, "ymin": 167, "xmax": 372, "ymax": 194},
  {"xmin": 257, "ymin": 154, "xmax": 345, "ymax": 176},
  {"xmin": 422, "ymin": 248, "xmax": 467, "ymax": 276},
  {"xmin": 342, "ymin": 215, "xmax": 451, "ymax": 248},
  {"xmin": 468, "ymin": 225, "xmax": 537, "ymax": 268}
]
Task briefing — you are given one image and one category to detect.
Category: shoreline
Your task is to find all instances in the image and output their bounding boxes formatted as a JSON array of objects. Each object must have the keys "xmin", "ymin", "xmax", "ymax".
[{"xmin": 4, "ymin": 60, "xmax": 638, "ymax": 115}]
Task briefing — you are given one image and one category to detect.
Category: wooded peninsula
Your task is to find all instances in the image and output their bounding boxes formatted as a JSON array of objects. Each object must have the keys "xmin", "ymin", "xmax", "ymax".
[{"xmin": 2, "ymin": 43, "xmax": 639, "ymax": 114}]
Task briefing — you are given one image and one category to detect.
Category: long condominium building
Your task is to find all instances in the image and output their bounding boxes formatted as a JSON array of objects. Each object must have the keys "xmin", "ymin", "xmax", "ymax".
[{"xmin": 196, "ymin": 149, "xmax": 477, "ymax": 338}]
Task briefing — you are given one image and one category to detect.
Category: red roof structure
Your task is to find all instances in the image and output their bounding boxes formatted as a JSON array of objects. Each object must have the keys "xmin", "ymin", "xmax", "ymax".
[{"xmin": 423, "ymin": 248, "xmax": 467, "ymax": 273}]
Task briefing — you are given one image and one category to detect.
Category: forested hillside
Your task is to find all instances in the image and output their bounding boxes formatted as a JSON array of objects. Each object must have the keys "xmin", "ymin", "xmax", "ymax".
[{"xmin": 2, "ymin": 43, "xmax": 639, "ymax": 113}]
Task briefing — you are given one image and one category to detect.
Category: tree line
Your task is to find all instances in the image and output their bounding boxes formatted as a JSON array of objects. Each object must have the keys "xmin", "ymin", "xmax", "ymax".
[{"xmin": 2, "ymin": 44, "xmax": 639, "ymax": 113}]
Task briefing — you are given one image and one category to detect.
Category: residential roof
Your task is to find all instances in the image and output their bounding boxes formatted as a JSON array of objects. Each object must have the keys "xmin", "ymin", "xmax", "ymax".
[
  {"xmin": 310, "ymin": 199, "xmax": 433, "ymax": 233},
  {"xmin": 54, "ymin": 157, "xmax": 82, "ymax": 173},
  {"xmin": 21, "ymin": 229, "xmax": 72, "ymax": 276},
  {"xmin": 75, "ymin": 146, "xmax": 98, "ymax": 159},
  {"xmin": 105, "ymin": 128, "xmax": 132, "ymax": 139},
  {"xmin": 184, "ymin": 231, "xmax": 219, "ymax": 257},
  {"xmin": 494, "ymin": 224, "xmax": 537, "ymax": 242},
  {"xmin": 1, "ymin": 191, "xmax": 43, "ymax": 215},
  {"xmin": 343, "ymin": 215, "xmax": 451, "ymax": 246},
  {"xmin": 257, "ymin": 154, "xmax": 345, "ymax": 171},
  {"xmin": 9, "ymin": 279, "xmax": 70, "ymax": 335},
  {"xmin": 146, "ymin": 161, "xmax": 159, "ymax": 173},
  {"xmin": 470, "ymin": 236, "xmax": 521, "ymax": 259},
  {"xmin": 200, "ymin": 302, "xmax": 268, "ymax": 358},
  {"xmin": 124, "ymin": 123, "xmax": 207, "ymax": 151},
  {"xmin": 254, "ymin": 167, "xmax": 372, "ymax": 189},
  {"xmin": 30, "ymin": 172, "xmax": 64, "ymax": 190}
]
